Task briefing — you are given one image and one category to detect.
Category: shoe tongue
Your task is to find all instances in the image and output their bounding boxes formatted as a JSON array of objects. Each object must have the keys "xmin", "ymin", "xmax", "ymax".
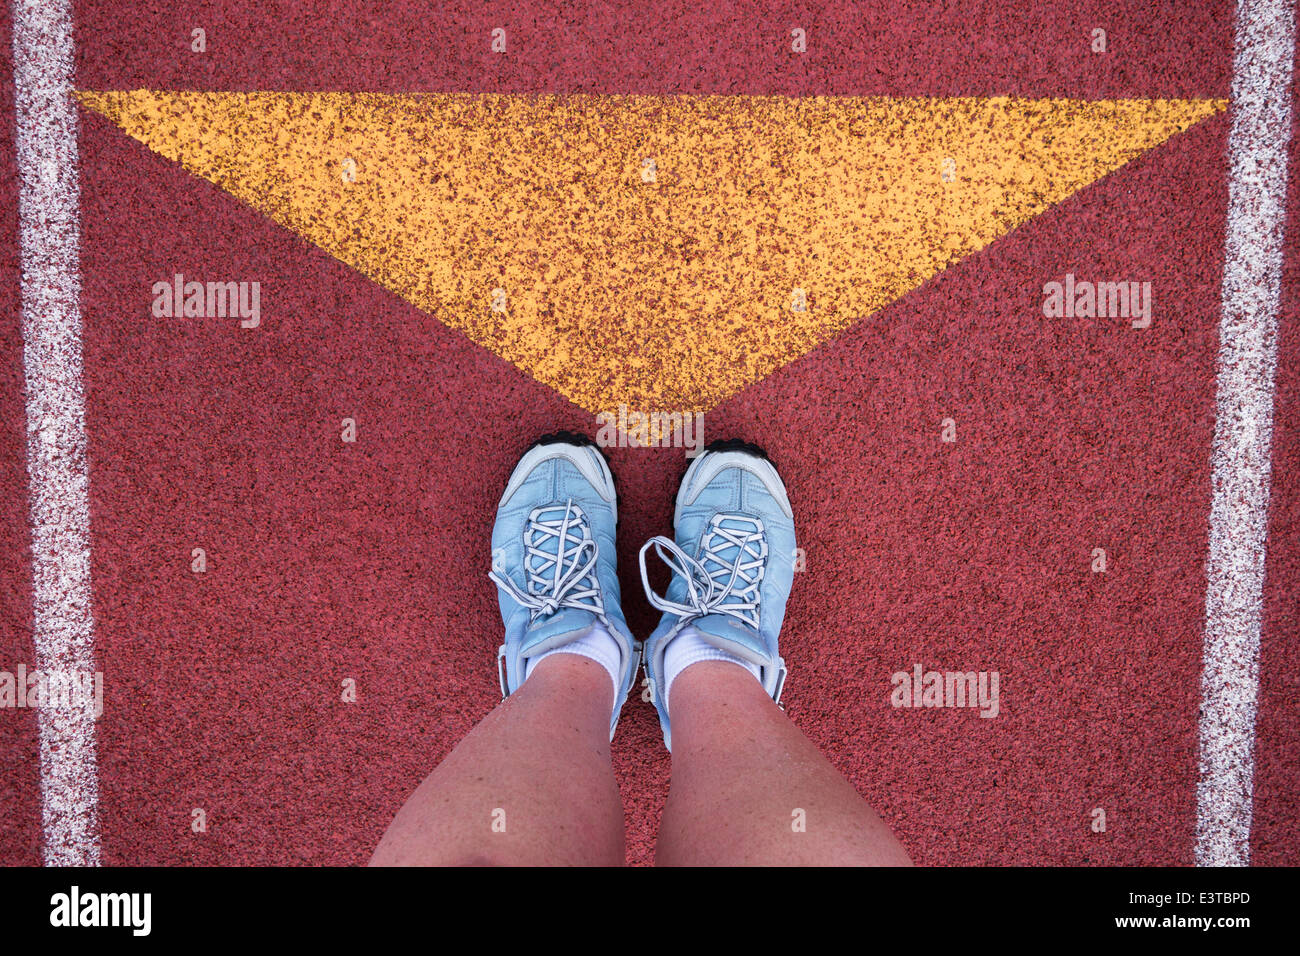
[
  {"xmin": 692, "ymin": 615, "xmax": 768, "ymax": 665},
  {"xmin": 522, "ymin": 607, "xmax": 598, "ymax": 657}
]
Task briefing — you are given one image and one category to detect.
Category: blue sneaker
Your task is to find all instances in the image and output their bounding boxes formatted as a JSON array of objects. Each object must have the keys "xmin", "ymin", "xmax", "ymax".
[
  {"xmin": 638, "ymin": 439, "xmax": 796, "ymax": 750},
  {"xmin": 488, "ymin": 433, "xmax": 641, "ymax": 739}
]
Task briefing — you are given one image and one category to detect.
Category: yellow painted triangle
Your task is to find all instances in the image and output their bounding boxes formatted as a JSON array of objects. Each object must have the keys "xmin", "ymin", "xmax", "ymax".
[{"xmin": 78, "ymin": 91, "xmax": 1223, "ymax": 414}]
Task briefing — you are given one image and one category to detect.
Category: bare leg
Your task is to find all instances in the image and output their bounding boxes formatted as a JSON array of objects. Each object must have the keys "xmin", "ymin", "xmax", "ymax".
[
  {"xmin": 655, "ymin": 662, "xmax": 912, "ymax": 866},
  {"xmin": 370, "ymin": 654, "xmax": 624, "ymax": 866}
]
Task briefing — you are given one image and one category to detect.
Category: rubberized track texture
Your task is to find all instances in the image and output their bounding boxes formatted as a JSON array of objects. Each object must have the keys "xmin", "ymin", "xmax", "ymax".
[{"xmin": 1, "ymin": 0, "xmax": 1296, "ymax": 867}]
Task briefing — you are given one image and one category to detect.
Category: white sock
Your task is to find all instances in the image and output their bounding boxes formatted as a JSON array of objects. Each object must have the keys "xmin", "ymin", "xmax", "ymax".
[
  {"xmin": 524, "ymin": 622, "xmax": 622, "ymax": 703},
  {"xmin": 663, "ymin": 624, "xmax": 762, "ymax": 716}
]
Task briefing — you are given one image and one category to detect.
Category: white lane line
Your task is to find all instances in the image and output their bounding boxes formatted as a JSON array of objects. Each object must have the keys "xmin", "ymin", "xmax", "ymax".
[
  {"xmin": 11, "ymin": 0, "xmax": 100, "ymax": 866},
  {"xmin": 1197, "ymin": 0, "xmax": 1296, "ymax": 867}
]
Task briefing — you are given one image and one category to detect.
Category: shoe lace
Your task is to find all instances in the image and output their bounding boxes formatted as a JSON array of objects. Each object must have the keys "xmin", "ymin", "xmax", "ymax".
[
  {"xmin": 639, "ymin": 514, "xmax": 767, "ymax": 631},
  {"xmin": 489, "ymin": 499, "xmax": 605, "ymax": 621}
]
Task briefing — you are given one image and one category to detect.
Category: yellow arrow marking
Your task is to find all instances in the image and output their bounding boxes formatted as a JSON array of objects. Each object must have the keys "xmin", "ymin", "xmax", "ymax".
[{"xmin": 79, "ymin": 92, "xmax": 1224, "ymax": 414}]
